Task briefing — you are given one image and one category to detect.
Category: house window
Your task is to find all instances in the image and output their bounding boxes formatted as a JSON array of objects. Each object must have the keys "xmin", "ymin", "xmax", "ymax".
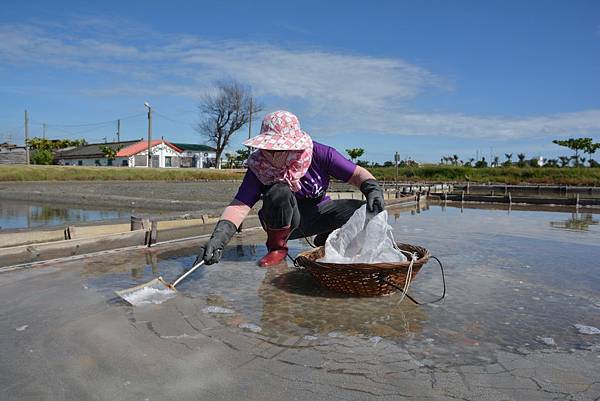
[
  {"xmin": 165, "ymin": 156, "xmax": 172, "ymax": 167},
  {"xmin": 78, "ymin": 160, "xmax": 83, "ymax": 166},
  {"xmin": 122, "ymin": 159, "xmax": 128, "ymax": 167},
  {"xmin": 95, "ymin": 160, "xmax": 101, "ymax": 166},
  {"xmin": 107, "ymin": 159, "xmax": 113, "ymax": 166}
]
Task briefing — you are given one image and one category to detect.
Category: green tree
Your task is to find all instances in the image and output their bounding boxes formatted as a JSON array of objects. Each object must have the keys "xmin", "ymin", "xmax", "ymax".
[
  {"xmin": 100, "ymin": 145, "xmax": 122, "ymax": 161},
  {"xmin": 30, "ymin": 149, "xmax": 54, "ymax": 165},
  {"xmin": 27, "ymin": 137, "xmax": 88, "ymax": 165},
  {"xmin": 27, "ymin": 137, "xmax": 87, "ymax": 151},
  {"xmin": 224, "ymin": 152, "xmax": 238, "ymax": 168},
  {"xmin": 558, "ymin": 156, "xmax": 571, "ymax": 168},
  {"xmin": 504, "ymin": 153, "xmax": 513, "ymax": 167},
  {"xmin": 345, "ymin": 148, "xmax": 364, "ymax": 162},
  {"xmin": 517, "ymin": 153, "xmax": 526, "ymax": 167},
  {"xmin": 475, "ymin": 157, "xmax": 488, "ymax": 168},
  {"xmin": 235, "ymin": 147, "xmax": 251, "ymax": 163},
  {"xmin": 552, "ymin": 138, "xmax": 593, "ymax": 167},
  {"xmin": 583, "ymin": 142, "xmax": 600, "ymax": 166}
]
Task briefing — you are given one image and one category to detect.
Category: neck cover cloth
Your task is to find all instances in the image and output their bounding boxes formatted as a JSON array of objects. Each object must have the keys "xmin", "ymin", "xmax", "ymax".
[{"xmin": 247, "ymin": 147, "xmax": 313, "ymax": 192}]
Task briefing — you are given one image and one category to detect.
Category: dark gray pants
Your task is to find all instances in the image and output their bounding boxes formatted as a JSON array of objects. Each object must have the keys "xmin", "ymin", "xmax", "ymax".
[{"xmin": 259, "ymin": 183, "xmax": 364, "ymax": 240}]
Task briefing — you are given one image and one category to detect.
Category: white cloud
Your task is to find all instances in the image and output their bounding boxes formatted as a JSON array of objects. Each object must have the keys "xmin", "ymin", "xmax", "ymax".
[
  {"xmin": 326, "ymin": 109, "xmax": 600, "ymax": 139},
  {"xmin": 0, "ymin": 18, "xmax": 599, "ymax": 140}
]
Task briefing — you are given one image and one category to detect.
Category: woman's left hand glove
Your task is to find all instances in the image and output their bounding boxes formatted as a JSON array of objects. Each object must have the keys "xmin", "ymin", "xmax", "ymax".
[{"xmin": 360, "ymin": 179, "xmax": 385, "ymax": 217}]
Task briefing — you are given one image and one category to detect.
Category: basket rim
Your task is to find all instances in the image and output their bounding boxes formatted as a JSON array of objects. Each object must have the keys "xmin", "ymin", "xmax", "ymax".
[{"xmin": 295, "ymin": 242, "xmax": 431, "ymax": 272}]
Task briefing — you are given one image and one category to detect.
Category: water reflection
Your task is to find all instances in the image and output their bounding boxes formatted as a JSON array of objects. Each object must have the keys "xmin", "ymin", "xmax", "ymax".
[
  {"xmin": 549, "ymin": 212, "xmax": 599, "ymax": 231},
  {"xmin": 0, "ymin": 200, "xmax": 135, "ymax": 230},
  {"xmin": 260, "ymin": 267, "xmax": 426, "ymax": 338}
]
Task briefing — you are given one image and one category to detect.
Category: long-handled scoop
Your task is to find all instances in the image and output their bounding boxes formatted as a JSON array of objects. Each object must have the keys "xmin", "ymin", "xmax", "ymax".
[{"xmin": 115, "ymin": 260, "xmax": 205, "ymax": 306}]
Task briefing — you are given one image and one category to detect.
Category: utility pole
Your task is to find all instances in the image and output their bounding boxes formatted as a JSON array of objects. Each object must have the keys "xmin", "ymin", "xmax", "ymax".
[
  {"xmin": 246, "ymin": 97, "xmax": 254, "ymax": 164},
  {"xmin": 43, "ymin": 123, "xmax": 46, "ymax": 139},
  {"xmin": 117, "ymin": 119, "xmax": 121, "ymax": 143},
  {"xmin": 144, "ymin": 102, "xmax": 152, "ymax": 167},
  {"xmin": 24, "ymin": 110, "xmax": 30, "ymax": 164},
  {"xmin": 394, "ymin": 151, "xmax": 400, "ymax": 194},
  {"xmin": 248, "ymin": 97, "xmax": 253, "ymax": 140}
]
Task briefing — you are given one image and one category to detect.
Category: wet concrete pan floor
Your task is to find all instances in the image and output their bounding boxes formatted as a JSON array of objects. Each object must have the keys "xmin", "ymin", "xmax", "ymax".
[{"xmin": 1, "ymin": 205, "xmax": 599, "ymax": 401}]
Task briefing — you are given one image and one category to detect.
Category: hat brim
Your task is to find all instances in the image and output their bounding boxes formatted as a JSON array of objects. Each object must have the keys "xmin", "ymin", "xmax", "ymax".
[{"xmin": 243, "ymin": 131, "xmax": 312, "ymax": 151}]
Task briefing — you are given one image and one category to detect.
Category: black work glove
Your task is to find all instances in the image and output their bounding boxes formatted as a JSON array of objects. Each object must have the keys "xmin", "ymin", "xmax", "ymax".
[
  {"xmin": 360, "ymin": 179, "xmax": 385, "ymax": 219},
  {"xmin": 195, "ymin": 220, "xmax": 237, "ymax": 265}
]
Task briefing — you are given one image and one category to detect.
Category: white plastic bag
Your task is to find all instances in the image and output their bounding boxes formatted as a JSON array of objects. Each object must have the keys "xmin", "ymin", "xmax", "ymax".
[{"xmin": 318, "ymin": 205, "xmax": 406, "ymax": 264}]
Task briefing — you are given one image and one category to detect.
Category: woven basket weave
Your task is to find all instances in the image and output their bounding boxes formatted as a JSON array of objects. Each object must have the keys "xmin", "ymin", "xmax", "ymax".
[{"xmin": 295, "ymin": 243, "xmax": 431, "ymax": 297}]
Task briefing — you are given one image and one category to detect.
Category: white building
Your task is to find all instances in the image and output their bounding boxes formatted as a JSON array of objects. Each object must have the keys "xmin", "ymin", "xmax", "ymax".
[
  {"xmin": 116, "ymin": 140, "xmax": 184, "ymax": 168},
  {"xmin": 172, "ymin": 143, "xmax": 217, "ymax": 168},
  {"xmin": 55, "ymin": 139, "xmax": 217, "ymax": 168}
]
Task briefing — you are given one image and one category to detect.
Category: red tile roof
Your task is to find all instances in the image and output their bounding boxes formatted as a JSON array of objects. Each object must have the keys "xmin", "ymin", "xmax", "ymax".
[{"xmin": 116, "ymin": 140, "xmax": 183, "ymax": 157}]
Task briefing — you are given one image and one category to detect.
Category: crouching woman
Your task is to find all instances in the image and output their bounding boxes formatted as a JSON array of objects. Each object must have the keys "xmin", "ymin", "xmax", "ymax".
[{"xmin": 195, "ymin": 110, "xmax": 384, "ymax": 267}]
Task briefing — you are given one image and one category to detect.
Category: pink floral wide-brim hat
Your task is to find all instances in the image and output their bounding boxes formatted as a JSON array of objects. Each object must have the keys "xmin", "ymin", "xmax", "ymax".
[{"xmin": 243, "ymin": 110, "xmax": 312, "ymax": 150}]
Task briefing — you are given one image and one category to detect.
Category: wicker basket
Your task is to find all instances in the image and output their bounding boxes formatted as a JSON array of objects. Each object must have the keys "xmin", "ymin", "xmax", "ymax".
[{"xmin": 295, "ymin": 243, "xmax": 431, "ymax": 297}]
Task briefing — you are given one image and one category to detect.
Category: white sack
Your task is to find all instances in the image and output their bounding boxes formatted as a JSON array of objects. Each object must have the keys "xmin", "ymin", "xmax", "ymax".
[{"xmin": 318, "ymin": 205, "xmax": 406, "ymax": 264}]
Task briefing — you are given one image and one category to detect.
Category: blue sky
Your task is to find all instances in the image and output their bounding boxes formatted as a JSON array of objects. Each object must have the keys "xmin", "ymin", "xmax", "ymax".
[{"xmin": 1, "ymin": 0, "xmax": 599, "ymax": 163}]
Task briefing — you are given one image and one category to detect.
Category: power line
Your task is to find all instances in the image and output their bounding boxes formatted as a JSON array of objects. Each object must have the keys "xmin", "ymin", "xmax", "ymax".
[
  {"xmin": 30, "ymin": 112, "xmax": 146, "ymax": 128},
  {"xmin": 0, "ymin": 124, "xmax": 24, "ymax": 136},
  {"xmin": 153, "ymin": 110, "xmax": 195, "ymax": 127},
  {"xmin": 43, "ymin": 123, "xmax": 117, "ymax": 137}
]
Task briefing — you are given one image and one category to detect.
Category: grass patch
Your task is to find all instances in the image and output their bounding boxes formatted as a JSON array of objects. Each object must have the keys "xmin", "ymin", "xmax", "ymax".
[
  {"xmin": 0, "ymin": 165, "xmax": 244, "ymax": 181},
  {"xmin": 369, "ymin": 165, "xmax": 600, "ymax": 186},
  {"xmin": 1, "ymin": 164, "xmax": 598, "ymax": 185}
]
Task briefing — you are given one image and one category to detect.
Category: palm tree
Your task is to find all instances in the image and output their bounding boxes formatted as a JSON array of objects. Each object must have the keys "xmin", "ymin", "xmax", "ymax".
[
  {"xmin": 346, "ymin": 148, "xmax": 364, "ymax": 163},
  {"xmin": 559, "ymin": 156, "xmax": 570, "ymax": 167}
]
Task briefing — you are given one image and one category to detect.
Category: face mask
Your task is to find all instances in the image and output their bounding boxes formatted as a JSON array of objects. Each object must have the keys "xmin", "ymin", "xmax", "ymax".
[{"xmin": 262, "ymin": 150, "xmax": 288, "ymax": 168}]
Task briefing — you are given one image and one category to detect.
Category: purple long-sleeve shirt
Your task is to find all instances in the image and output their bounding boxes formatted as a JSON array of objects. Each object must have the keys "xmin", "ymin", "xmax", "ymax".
[{"xmin": 234, "ymin": 141, "xmax": 357, "ymax": 208}]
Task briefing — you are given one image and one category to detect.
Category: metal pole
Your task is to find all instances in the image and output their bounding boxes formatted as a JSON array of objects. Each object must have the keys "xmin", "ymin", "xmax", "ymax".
[
  {"xmin": 43, "ymin": 123, "xmax": 46, "ymax": 139},
  {"xmin": 117, "ymin": 119, "xmax": 121, "ymax": 143},
  {"xmin": 248, "ymin": 97, "xmax": 253, "ymax": 140},
  {"xmin": 146, "ymin": 105, "xmax": 152, "ymax": 167},
  {"xmin": 394, "ymin": 151, "xmax": 400, "ymax": 195},
  {"xmin": 24, "ymin": 110, "xmax": 30, "ymax": 164}
]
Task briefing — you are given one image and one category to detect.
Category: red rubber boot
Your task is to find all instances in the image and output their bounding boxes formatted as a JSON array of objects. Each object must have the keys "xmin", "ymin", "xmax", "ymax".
[{"xmin": 258, "ymin": 226, "xmax": 291, "ymax": 267}]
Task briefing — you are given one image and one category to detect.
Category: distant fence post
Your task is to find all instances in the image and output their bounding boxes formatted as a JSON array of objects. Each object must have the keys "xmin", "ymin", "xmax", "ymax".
[{"xmin": 131, "ymin": 216, "xmax": 142, "ymax": 231}]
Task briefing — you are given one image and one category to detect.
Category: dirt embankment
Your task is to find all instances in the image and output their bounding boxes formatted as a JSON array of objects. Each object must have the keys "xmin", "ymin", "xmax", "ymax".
[
  {"xmin": 0, "ymin": 181, "xmax": 240, "ymax": 213},
  {"xmin": 0, "ymin": 181, "xmax": 355, "ymax": 213}
]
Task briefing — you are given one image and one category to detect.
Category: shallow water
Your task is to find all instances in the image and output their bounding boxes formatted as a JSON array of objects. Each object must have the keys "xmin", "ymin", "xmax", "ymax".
[
  {"xmin": 0, "ymin": 200, "xmax": 137, "ymax": 229},
  {"xmin": 83, "ymin": 204, "xmax": 600, "ymax": 367}
]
